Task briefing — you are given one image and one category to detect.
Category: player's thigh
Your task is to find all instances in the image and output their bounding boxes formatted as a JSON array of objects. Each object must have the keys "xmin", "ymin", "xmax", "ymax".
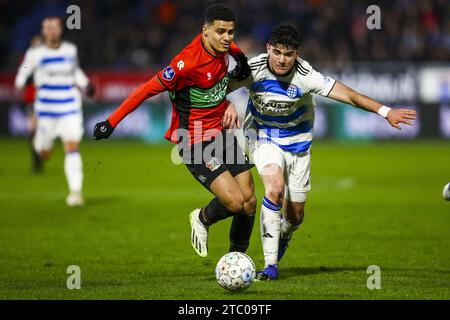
[
  {"xmin": 58, "ymin": 113, "xmax": 84, "ymax": 148},
  {"xmin": 210, "ymin": 170, "xmax": 245, "ymax": 213},
  {"xmin": 252, "ymin": 142, "xmax": 285, "ymax": 176},
  {"xmin": 253, "ymin": 143, "xmax": 286, "ymax": 197},
  {"xmin": 284, "ymin": 151, "xmax": 311, "ymax": 203},
  {"xmin": 33, "ymin": 117, "xmax": 57, "ymax": 154}
]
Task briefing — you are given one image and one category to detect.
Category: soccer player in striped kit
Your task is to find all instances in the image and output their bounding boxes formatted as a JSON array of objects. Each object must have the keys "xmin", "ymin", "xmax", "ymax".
[
  {"xmin": 15, "ymin": 16, "xmax": 95, "ymax": 207},
  {"xmin": 227, "ymin": 24, "xmax": 417, "ymax": 280}
]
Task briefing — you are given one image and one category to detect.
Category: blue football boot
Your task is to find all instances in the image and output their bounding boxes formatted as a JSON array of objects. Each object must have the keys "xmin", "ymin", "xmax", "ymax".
[{"xmin": 256, "ymin": 264, "xmax": 279, "ymax": 281}]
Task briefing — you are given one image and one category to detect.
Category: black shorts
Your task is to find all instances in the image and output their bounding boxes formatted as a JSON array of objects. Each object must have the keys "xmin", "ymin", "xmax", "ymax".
[{"xmin": 178, "ymin": 131, "xmax": 254, "ymax": 190}]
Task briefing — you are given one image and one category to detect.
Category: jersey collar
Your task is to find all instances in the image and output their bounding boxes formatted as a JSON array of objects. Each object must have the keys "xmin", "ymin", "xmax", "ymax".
[{"xmin": 200, "ymin": 35, "xmax": 232, "ymax": 59}]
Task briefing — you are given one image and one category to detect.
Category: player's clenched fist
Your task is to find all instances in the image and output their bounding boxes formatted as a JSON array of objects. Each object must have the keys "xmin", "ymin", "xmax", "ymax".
[{"xmin": 93, "ymin": 119, "xmax": 114, "ymax": 140}]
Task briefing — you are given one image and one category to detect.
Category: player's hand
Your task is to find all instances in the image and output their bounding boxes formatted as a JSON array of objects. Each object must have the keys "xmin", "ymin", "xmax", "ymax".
[
  {"xmin": 228, "ymin": 53, "xmax": 251, "ymax": 81},
  {"xmin": 222, "ymin": 101, "xmax": 241, "ymax": 129},
  {"xmin": 386, "ymin": 108, "xmax": 417, "ymax": 130},
  {"xmin": 93, "ymin": 119, "xmax": 114, "ymax": 140}
]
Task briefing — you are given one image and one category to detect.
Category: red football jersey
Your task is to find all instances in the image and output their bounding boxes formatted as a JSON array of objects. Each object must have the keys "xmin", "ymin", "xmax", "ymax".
[{"xmin": 157, "ymin": 34, "xmax": 242, "ymax": 144}]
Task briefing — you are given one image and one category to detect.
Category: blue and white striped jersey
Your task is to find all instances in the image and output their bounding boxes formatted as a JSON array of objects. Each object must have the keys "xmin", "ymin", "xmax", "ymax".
[
  {"xmin": 229, "ymin": 53, "xmax": 335, "ymax": 153},
  {"xmin": 15, "ymin": 41, "xmax": 89, "ymax": 117}
]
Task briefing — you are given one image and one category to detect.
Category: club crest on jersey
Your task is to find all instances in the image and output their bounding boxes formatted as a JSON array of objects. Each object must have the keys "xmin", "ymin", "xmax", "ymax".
[
  {"xmin": 287, "ymin": 84, "xmax": 299, "ymax": 98},
  {"xmin": 162, "ymin": 66, "xmax": 175, "ymax": 81},
  {"xmin": 206, "ymin": 157, "xmax": 221, "ymax": 172}
]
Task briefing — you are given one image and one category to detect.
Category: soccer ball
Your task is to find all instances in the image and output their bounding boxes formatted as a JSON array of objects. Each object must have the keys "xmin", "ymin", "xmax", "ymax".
[
  {"xmin": 443, "ymin": 182, "xmax": 450, "ymax": 201},
  {"xmin": 215, "ymin": 252, "xmax": 256, "ymax": 291}
]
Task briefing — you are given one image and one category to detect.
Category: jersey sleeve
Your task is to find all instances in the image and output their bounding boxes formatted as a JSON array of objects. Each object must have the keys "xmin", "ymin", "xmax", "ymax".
[
  {"xmin": 155, "ymin": 53, "xmax": 191, "ymax": 91},
  {"xmin": 108, "ymin": 76, "xmax": 166, "ymax": 128},
  {"xmin": 15, "ymin": 48, "xmax": 37, "ymax": 89},
  {"xmin": 305, "ymin": 67, "xmax": 336, "ymax": 97}
]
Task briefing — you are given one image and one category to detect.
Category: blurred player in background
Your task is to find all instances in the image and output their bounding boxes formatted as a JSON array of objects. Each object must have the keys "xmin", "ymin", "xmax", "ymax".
[
  {"xmin": 19, "ymin": 34, "xmax": 43, "ymax": 173},
  {"xmin": 227, "ymin": 24, "xmax": 417, "ymax": 280},
  {"xmin": 15, "ymin": 16, "xmax": 95, "ymax": 207},
  {"xmin": 93, "ymin": 4, "xmax": 257, "ymax": 257}
]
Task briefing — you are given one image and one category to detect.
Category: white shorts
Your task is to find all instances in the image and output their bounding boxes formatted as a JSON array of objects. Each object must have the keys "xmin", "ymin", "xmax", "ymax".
[
  {"xmin": 252, "ymin": 141, "xmax": 311, "ymax": 203},
  {"xmin": 34, "ymin": 113, "xmax": 84, "ymax": 152}
]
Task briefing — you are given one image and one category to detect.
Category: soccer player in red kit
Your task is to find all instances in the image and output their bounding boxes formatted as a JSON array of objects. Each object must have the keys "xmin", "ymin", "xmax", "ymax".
[{"xmin": 93, "ymin": 4, "xmax": 257, "ymax": 258}]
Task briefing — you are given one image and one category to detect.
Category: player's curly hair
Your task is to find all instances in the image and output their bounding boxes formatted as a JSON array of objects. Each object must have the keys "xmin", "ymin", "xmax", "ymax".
[
  {"xmin": 204, "ymin": 4, "xmax": 236, "ymax": 24},
  {"xmin": 268, "ymin": 24, "xmax": 301, "ymax": 50}
]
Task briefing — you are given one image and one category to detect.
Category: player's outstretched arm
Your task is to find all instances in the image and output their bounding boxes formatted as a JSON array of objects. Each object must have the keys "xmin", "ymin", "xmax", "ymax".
[
  {"xmin": 328, "ymin": 81, "xmax": 417, "ymax": 130},
  {"xmin": 93, "ymin": 76, "xmax": 165, "ymax": 140}
]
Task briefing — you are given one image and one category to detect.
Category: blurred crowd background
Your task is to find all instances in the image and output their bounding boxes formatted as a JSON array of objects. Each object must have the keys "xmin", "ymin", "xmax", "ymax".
[
  {"xmin": 1, "ymin": 0, "xmax": 449, "ymax": 141},
  {"xmin": 1, "ymin": 0, "xmax": 449, "ymax": 72}
]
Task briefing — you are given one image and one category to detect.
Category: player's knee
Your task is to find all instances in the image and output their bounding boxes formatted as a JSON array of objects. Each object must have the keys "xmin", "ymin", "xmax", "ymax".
[
  {"xmin": 228, "ymin": 201, "xmax": 244, "ymax": 214},
  {"xmin": 65, "ymin": 146, "xmax": 79, "ymax": 153},
  {"xmin": 225, "ymin": 194, "xmax": 245, "ymax": 213},
  {"xmin": 244, "ymin": 194, "xmax": 257, "ymax": 216},
  {"xmin": 64, "ymin": 141, "xmax": 80, "ymax": 153},
  {"xmin": 265, "ymin": 185, "xmax": 284, "ymax": 206}
]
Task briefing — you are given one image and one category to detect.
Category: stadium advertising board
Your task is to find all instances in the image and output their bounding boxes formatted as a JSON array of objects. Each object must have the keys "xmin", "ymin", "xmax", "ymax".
[{"xmin": 1, "ymin": 65, "xmax": 449, "ymax": 139}]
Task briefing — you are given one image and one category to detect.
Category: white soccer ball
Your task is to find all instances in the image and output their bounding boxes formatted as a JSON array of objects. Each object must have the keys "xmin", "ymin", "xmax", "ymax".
[
  {"xmin": 215, "ymin": 252, "xmax": 256, "ymax": 291},
  {"xmin": 443, "ymin": 182, "xmax": 450, "ymax": 201}
]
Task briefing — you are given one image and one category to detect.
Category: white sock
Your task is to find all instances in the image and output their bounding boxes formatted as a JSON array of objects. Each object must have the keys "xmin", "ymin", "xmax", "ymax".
[
  {"xmin": 280, "ymin": 216, "xmax": 300, "ymax": 240},
  {"xmin": 260, "ymin": 196, "xmax": 282, "ymax": 267},
  {"xmin": 64, "ymin": 151, "xmax": 83, "ymax": 193}
]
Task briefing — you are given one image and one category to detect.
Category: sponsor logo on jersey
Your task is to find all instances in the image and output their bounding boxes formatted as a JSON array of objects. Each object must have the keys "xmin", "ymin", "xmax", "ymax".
[
  {"xmin": 205, "ymin": 157, "xmax": 221, "ymax": 172},
  {"xmin": 162, "ymin": 66, "xmax": 176, "ymax": 81},
  {"xmin": 190, "ymin": 76, "xmax": 229, "ymax": 108},
  {"xmin": 207, "ymin": 72, "xmax": 212, "ymax": 80}
]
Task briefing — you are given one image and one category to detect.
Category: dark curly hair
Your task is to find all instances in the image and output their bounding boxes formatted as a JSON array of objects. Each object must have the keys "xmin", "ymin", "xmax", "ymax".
[
  {"xmin": 204, "ymin": 4, "xmax": 236, "ymax": 24},
  {"xmin": 268, "ymin": 24, "xmax": 301, "ymax": 50}
]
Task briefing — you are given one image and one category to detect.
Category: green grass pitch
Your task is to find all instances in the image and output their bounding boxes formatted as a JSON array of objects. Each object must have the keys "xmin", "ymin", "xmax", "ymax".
[{"xmin": 0, "ymin": 138, "xmax": 449, "ymax": 299}]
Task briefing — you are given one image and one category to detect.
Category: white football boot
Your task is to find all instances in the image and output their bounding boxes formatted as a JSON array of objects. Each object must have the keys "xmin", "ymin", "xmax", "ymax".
[
  {"xmin": 189, "ymin": 209, "xmax": 209, "ymax": 257},
  {"xmin": 66, "ymin": 192, "xmax": 85, "ymax": 207}
]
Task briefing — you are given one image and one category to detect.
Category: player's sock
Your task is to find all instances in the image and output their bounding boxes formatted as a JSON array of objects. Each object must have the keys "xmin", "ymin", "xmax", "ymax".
[
  {"xmin": 64, "ymin": 151, "xmax": 83, "ymax": 194},
  {"xmin": 278, "ymin": 215, "xmax": 304, "ymax": 261},
  {"xmin": 229, "ymin": 213, "xmax": 255, "ymax": 253},
  {"xmin": 280, "ymin": 215, "xmax": 302, "ymax": 240},
  {"xmin": 200, "ymin": 198, "xmax": 235, "ymax": 226},
  {"xmin": 260, "ymin": 196, "xmax": 282, "ymax": 267}
]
